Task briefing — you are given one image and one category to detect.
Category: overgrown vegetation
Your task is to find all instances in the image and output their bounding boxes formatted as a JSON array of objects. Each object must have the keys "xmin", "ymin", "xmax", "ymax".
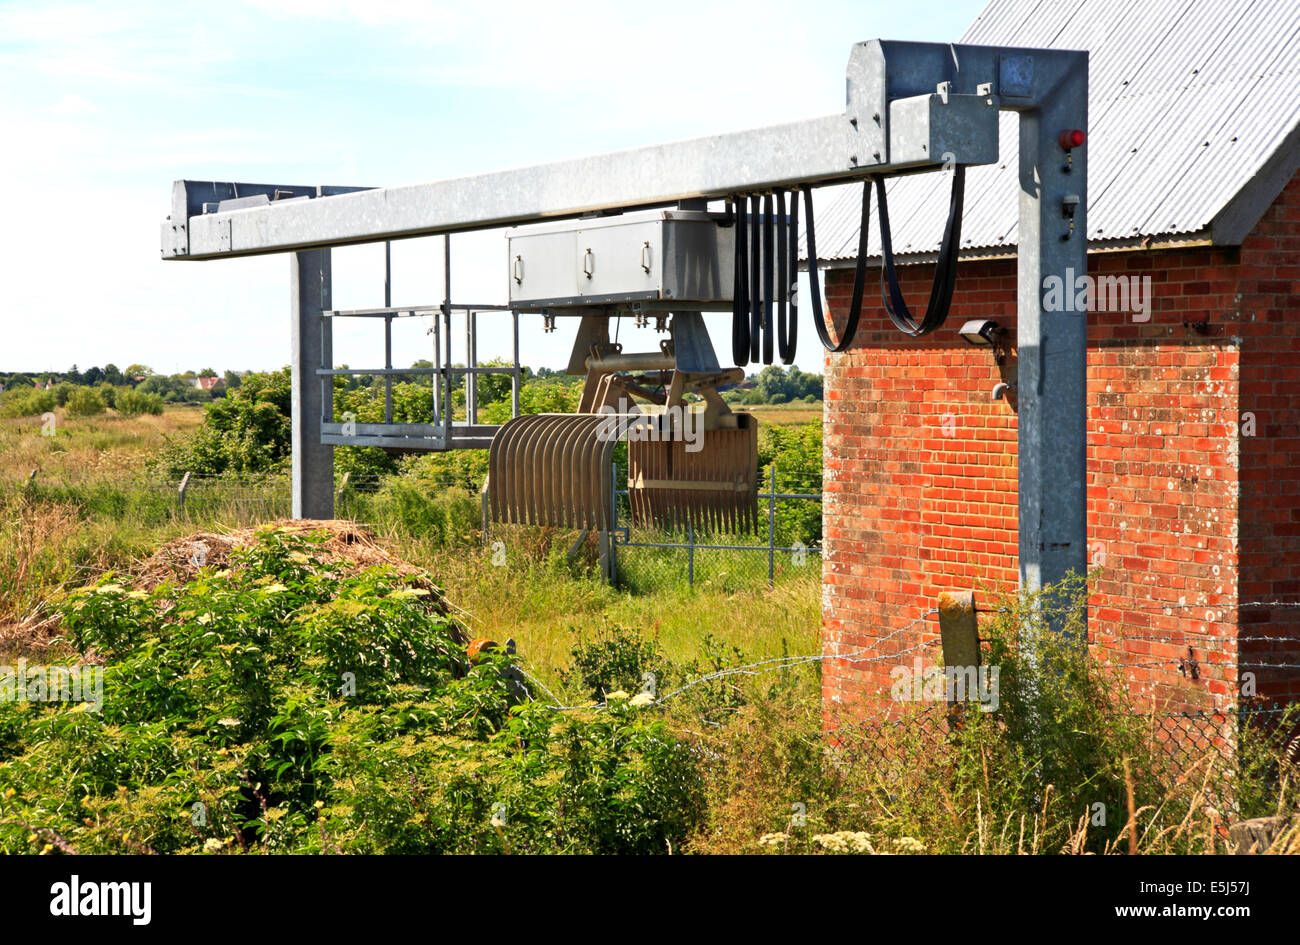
[
  {"xmin": 0, "ymin": 529, "xmax": 705, "ymax": 854},
  {"xmin": 690, "ymin": 577, "xmax": 1300, "ymax": 855}
]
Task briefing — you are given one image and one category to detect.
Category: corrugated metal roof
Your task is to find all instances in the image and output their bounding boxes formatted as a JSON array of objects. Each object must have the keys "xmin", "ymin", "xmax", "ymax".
[{"xmin": 810, "ymin": 0, "xmax": 1300, "ymax": 262}]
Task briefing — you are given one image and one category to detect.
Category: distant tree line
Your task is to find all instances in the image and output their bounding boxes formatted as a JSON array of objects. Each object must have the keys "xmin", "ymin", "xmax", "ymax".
[
  {"xmin": 0, "ymin": 365, "xmax": 250, "ymax": 405},
  {"xmin": 722, "ymin": 365, "xmax": 823, "ymax": 405},
  {"xmin": 0, "ymin": 365, "xmax": 259, "ymax": 420}
]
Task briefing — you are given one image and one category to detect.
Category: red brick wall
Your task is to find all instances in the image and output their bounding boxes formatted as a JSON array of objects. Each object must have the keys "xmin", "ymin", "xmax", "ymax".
[{"xmin": 821, "ymin": 172, "xmax": 1300, "ymax": 720}]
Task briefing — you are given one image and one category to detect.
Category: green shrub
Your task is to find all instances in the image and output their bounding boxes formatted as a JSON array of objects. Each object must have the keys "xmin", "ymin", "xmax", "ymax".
[
  {"xmin": 115, "ymin": 388, "xmax": 164, "ymax": 417},
  {"xmin": 561, "ymin": 622, "xmax": 669, "ymax": 702},
  {"xmin": 0, "ymin": 388, "xmax": 55, "ymax": 418},
  {"xmin": 155, "ymin": 369, "xmax": 292, "ymax": 476},
  {"xmin": 0, "ymin": 528, "xmax": 704, "ymax": 854},
  {"xmin": 64, "ymin": 387, "xmax": 105, "ymax": 418}
]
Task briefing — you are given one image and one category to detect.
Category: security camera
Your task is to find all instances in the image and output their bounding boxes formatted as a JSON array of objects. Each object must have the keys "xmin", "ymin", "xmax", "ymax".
[{"xmin": 958, "ymin": 319, "xmax": 1004, "ymax": 346}]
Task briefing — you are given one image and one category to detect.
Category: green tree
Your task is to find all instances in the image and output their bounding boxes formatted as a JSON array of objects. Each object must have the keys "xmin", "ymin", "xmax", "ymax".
[
  {"xmin": 156, "ymin": 368, "xmax": 292, "ymax": 476},
  {"xmin": 65, "ymin": 387, "xmax": 105, "ymax": 417}
]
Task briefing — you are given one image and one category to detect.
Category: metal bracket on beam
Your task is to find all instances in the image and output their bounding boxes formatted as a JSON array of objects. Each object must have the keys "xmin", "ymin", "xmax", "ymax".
[{"xmin": 162, "ymin": 181, "xmax": 374, "ymax": 258}]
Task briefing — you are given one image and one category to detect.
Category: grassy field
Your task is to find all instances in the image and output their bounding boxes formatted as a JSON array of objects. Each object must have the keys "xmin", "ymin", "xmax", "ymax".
[
  {"xmin": 741, "ymin": 402, "xmax": 822, "ymax": 427},
  {"xmin": 0, "ymin": 405, "xmax": 205, "ymax": 482},
  {"xmin": 0, "ymin": 407, "xmax": 820, "ymax": 690}
]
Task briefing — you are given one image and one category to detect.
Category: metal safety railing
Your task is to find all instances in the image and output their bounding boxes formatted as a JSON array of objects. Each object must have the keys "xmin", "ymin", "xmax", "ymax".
[{"xmin": 316, "ymin": 237, "xmax": 521, "ymax": 451}]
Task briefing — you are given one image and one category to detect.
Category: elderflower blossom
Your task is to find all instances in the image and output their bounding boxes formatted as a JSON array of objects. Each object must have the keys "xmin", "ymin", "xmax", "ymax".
[
  {"xmin": 629, "ymin": 692, "xmax": 655, "ymax": 707},
  {"xmin": 812, "ymin": 831, "xmax": 875, "ymax": 854},
  {"xmin": 392, "ymin": 587, "xmax": 430, "ymax": 599},
  {"xmin": 605, "ymin": 690, "xmax": 630, "ymax": 702},
  {"xmin": 891, "ymin": 836, "xmax": 926, "ymax": 853},
  {"xmin": 204, "ymin": 838, "xmax": 223, "ymax": 852},
  {"xmin": 757, "ymin": 833, "xmax": 788, "ymax": 848}
]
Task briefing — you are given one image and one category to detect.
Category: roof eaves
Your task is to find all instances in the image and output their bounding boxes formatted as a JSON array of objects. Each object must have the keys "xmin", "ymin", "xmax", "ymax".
[
  {"xmin": 1210, "ymin": 116, "xmax": 1300, "ymax": 245},
  {"xmin": 806, "ymin": 230, "xmax": 1216, "ymax": 270}
]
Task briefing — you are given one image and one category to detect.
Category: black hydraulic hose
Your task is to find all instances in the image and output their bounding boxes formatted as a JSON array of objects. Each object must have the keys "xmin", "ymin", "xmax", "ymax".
[
  {"xmin": 776, "ymin": 190, "xmax": 796, "ymax": 364},
  {"xmin": 877, "ymin": 165, "xmax": 966, "ymax": 337},
  {"xmin": 749, "ymin": 194, "xmax": 762, "ymax": 363},
  {"xmin": 762, "ymin": 192, "xmax": 775, "ymax": 365},
  {"xmin": 732, "ymin": 196, "xmax": 750, "ymax": 366},
  {"xmin": 805, "ymin": 180, "xmax": 870, "ymax": 353}
]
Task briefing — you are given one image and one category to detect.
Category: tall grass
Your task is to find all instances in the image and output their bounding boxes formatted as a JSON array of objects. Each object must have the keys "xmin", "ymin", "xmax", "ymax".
[{"xmin": 689, "ymin": 579, "xmax": 1300, "ymax": 854}]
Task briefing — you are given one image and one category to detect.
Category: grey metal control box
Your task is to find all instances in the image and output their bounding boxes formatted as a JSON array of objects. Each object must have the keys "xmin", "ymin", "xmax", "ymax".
[{"xmin": 506, "ymin": 209, "xmax": 789, "ymax": 311}]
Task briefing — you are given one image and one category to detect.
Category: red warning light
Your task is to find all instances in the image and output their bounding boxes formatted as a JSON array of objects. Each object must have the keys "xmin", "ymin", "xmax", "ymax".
[{"xmin": 1058, "ymin": 129, "xmax": 1087, "ymax": 150}]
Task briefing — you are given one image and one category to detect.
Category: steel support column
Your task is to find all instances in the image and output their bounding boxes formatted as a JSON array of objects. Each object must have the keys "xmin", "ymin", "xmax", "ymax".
[
  {"xmin": 1016, "ymin": 62, "xmax": 1089, "ymax": 631},
  {"xmin": 291, "ymin": 249, "xmax": 334, "ymax": 519}
]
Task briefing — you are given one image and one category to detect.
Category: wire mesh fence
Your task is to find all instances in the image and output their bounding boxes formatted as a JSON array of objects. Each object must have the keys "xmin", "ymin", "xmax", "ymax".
[
  {"xmin": 818, "ymin": 699, "xmax": 1295, "ymax": 816},
  {"xmin": 610, "ymin": 463, "xmax": 823, "ymax": 592}
]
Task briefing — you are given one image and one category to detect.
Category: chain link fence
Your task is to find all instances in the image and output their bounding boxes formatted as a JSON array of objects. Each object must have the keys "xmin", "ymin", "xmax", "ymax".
[{"xmin": 834, "ymin": 700, "xmax": 1296, "ymax": 815}]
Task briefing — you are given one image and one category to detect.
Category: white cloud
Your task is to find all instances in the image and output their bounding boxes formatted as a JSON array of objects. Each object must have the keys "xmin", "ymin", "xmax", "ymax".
[{"xmin": 50, "ymin": 93, "xmax": 98, "ymax": 115}]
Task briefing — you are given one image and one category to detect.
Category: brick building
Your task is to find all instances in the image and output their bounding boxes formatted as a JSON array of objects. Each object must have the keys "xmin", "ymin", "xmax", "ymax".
[{"xmin": 813, "ymin": 0, "xmax": 1300, "ymax": 717}]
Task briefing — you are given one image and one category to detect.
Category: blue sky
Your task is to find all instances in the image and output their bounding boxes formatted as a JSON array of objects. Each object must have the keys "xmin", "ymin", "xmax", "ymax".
[{"xmin": 0, "ymin": 0, "xmax": 985, "ymax": 377}]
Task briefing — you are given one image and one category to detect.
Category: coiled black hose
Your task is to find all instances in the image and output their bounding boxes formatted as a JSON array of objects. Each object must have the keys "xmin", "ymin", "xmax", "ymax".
[
  {"xmin": 762, "ymin": 192, "xmax": 775, "ymax": 366},
  {"xmin": 801, "ymin": 165, "xmax": 967, "ymax": 349},
  {"xmin": 804, "ymin": 180, "xmax": 869, "ymax": 353},
  {"xmin": 749, "ymin": 194, "xmax": 762, "ymax": 364},
  {"xmin": 776, "ymin": 190, "xmax": 796, "ymax": 364},
  {"xmin": 877, "ymin": 165, "xmax": 967, "ymax": 337},
  {"xmin": 732, "ymin": 196, "xmax": 749, "ymax": 366}
]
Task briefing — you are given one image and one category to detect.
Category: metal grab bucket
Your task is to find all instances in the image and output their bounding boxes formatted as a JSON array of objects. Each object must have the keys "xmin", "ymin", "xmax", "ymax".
[
  {"xmin": 488, "ymin": 413, "xmax": 620, "ymax": 529},
  {"xmin": 627, "ymin": 413, "xmax": 759, "ymax": 534},
  {"xmin": 487, "ymin": 410, "xmax": 759, "ymax": 534}
]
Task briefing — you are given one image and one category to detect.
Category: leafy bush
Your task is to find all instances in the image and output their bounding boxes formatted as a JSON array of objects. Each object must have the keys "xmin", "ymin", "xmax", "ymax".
[
  {"xmin": 156, "ymin": 369, "xmax": 292, "ymax": 476},
  {"xmin": 0, "ymin": 388, "xmax": 55, "ymax": 419},
  {"xmin": 115, "ymin": 388, "xmax": 164, "ymax": 417},
  {"xmin": 561, "ymin": 622, "xmax": 668, "ymax": 702},
  {"xmin": 64, "ymin": 387, "xmax": 104, "ymax": 418},
  {"xmin": 0, "ymin": 529, "xmax": 704, "ymax": 854},
  {"xmin": 480, "ymin": 375, "xmax": 581, "ymax": 424}
]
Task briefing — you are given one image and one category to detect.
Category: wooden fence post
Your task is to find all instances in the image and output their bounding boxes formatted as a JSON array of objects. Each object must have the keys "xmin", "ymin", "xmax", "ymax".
[{"xmin": 938, "ymin": 590, "xmax": 981, "ymax": 724}]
